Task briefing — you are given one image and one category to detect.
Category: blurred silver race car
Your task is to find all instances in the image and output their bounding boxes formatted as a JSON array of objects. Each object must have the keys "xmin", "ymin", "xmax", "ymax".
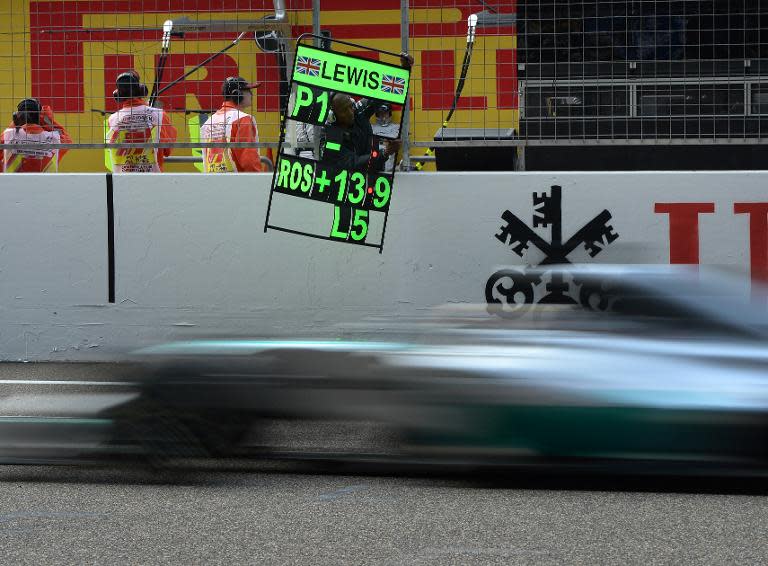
[{"xmin": 3, "ymin": 265, "xmax": 768, "ymax": 475}]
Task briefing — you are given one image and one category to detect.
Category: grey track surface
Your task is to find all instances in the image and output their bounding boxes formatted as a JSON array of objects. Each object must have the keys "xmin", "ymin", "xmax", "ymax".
[
  {"xmin": 0, "ymin": 466, "xmax": 767, "ymax": 565},
  {"xmin": 0, "ymin": 363, "xmax": 767, "ymax": 565}
]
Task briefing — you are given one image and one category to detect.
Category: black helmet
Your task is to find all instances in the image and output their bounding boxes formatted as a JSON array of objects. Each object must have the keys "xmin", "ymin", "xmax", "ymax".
[
  {"xmin": 113, "ymin": 70, "xmax": 148, "ymax": 101},
  {"xmin": 13, "ymin": 97, "xmax": 42, "ymax": 126},
  {"xmin": 17, "ymin": 98, "xmax": 42, "ymax": 113}
]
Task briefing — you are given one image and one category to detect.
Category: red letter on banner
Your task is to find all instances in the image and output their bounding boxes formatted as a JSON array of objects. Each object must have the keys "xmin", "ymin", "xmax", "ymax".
[
  {"xmin": 654, "ymin": 203, "xmax": 715, "ymax": 264},
  {"xmin": 255, "ymin": 53, "xmax": 282, "ymax": 113},
  {"xmin": 154, "ymin": 53, "xmax": 240, "ymax": 112},
  {"xmin": 734, "ymin": 203, "xmax": 768, "ymax": 282},
  {"xmin": 421, "ymin": 50, "xmax": 487, "ymax": 111},
  {"xmin": 30, "ymin": 6, "xmax": 84, "ymax": 111},
  {"xmin": 496, "ymin": 49, "xmax": 518, "ymax": 109},
  {"xmin": 103, "ymin": 54, "xmax": 135, "ymax": 111}
]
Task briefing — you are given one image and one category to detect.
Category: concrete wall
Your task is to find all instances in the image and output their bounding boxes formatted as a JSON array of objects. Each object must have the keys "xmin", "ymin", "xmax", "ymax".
[{"xmin": 1, "ymin": 171, "xmax": 766, "ymax": 361}]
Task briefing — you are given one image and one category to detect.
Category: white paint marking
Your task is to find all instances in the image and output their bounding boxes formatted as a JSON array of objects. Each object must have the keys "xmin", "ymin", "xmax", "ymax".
[{"xmin": 0, "ymin": 380, "xmax": 136, "ymax": 386}]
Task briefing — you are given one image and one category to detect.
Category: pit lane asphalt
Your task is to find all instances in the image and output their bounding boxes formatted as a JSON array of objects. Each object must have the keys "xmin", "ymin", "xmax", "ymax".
[{"xmin": 0, "ymin": 364, "xmax": 767, "ymax": 565}]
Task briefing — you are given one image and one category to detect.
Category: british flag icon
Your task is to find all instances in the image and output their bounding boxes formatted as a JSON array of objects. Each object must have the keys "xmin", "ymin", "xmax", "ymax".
[
  {"xmin": 380, "ymin": 74, "xmax": 405, "ymax": 96},
  {"xmin": 296, "ymin": 56, "xmax": 321, "ymax": 77}
]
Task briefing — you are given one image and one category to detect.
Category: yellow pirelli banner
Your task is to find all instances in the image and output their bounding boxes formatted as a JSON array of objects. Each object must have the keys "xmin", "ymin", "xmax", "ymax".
[{"xmin": 0, "ymin": 0, "xmax": 517, "ymax": 172}]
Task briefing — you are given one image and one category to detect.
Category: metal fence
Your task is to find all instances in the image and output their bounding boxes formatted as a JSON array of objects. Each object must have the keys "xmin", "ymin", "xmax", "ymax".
[
  {"xmin": 0, "ymin": 1, "xmax": 766, "ymax": 172},
  {"xmin": 0, "ymin": 0, "xmax": 519, "ymax": 171},
  {"xmin": 3, "ymin": 0, "xmax": 301, "ymax": 172},
  {"xmin": 518, "ymin": 1, "xmax": 768, "ymax": 146}
]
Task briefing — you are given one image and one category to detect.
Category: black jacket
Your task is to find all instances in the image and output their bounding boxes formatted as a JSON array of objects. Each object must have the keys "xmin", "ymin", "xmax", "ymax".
[{"xmin": 322, "ymin": 99, "xmax": 388, "ymax": 172}]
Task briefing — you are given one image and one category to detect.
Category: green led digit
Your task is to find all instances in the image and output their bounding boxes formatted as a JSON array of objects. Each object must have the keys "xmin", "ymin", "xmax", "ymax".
[
  {"xmin": 291, "ymin": 85, "xmax": 314, "ymax": 118},
  {"xmin": 330, "ymin": 206, "xmax": 348, "ymax": 239},
  {"xmin": 316, "ymin": 90, "xmax": 329, "ymax": 123},
  {"xmin": 334, "ymin": 169, "xmax": 348, "ymax": 202},
  {"xmin": 348, "ymin": 172, "xmax": 365, "ymax": 205},
  {"xmin": 350, "ymin": 209, "xmax": 369, "ymax": 241},
  {"xmin": 373, "ymin": 176, "xmax": 391, "ymax": 208}
]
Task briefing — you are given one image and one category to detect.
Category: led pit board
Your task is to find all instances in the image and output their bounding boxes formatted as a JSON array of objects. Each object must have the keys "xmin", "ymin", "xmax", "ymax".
[{"xmin": 264, "ymin": 36, "xmax": 411, "ymax": 252}]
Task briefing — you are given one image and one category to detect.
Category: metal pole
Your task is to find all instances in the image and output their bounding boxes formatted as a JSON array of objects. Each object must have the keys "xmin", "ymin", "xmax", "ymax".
[
  {"xmin": 155, "ymin": 32, "xmax": 247, "ymax": 98},
  {"xmin": 149, "ymin": 20, "xmax": 173, "ymax": 108},
  {"xmin": 400, "ymin": 0, "xmax": 411, "ymax": 170},
  {"xmin": 312, "ymin": 0, "xmax": 321, "ymax": 43},
  {"xmin": 312, "ymin": 0, "xmax": 322, "ymax": 159}
]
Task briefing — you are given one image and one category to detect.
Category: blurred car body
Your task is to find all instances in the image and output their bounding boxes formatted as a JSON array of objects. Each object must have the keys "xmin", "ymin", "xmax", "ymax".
[{"xmin": 2, "ymin": 265, "xmax": 768, "ymax": 475}]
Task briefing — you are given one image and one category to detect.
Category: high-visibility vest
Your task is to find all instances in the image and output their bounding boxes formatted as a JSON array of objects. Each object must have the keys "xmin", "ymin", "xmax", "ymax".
[
  {"xmin": 105, "ymin": 105, "xmax": 165, "ymax": 173},
  {"xmin": 187, "ymin": 114, "xmax": 206, "ymax": 173},
  {"xmin": 103, "ymin": 118, "xmax": 113, "ymax": 171},
  {"xmin": 2, "ymin": 127, "xmax": 61, "ymax": 173},
  {"xmin": 199, "ymin": 108, "xmax": 258, "ymax": 173}
]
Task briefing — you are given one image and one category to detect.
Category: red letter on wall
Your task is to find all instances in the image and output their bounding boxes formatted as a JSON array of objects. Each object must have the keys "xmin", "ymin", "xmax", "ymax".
[
  {"xmin": 734, "ymin": 203, "xmax": 768, "ymax": 282},
  {"xmin": 654, "ymin": 203, "xmax": 715, "ymax": 264}
]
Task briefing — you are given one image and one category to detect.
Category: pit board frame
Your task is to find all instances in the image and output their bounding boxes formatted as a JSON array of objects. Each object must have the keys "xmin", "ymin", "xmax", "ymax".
[{"xmin": 264, "ymin": 34, "xmax": 412, "ymax": 253}]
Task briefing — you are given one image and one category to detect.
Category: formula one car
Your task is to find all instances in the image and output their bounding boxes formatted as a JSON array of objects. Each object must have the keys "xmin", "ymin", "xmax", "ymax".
[{"xmin": 2, "ymin": 265, "xmax": 768, "ymax": 476}]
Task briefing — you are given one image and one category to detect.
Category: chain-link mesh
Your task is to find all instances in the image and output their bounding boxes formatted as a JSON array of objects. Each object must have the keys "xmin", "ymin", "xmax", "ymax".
[
  {"xmin": 0, "ymin": 1, "xmax": 766, "ymax": 172},
  {"xmin": 405, "ymin": 1, "xmax": 518, "ymax": 157},
  {"xmin": 518, "ymin": 1, "xmax": 768, "ymax": 145},
  {"xmin": 2, "ymin": 1, "xmax": 301, "ymax": 171},
  {"xmin": 0, "ymin": 1, "xmax": 518, "ymax": 171}
]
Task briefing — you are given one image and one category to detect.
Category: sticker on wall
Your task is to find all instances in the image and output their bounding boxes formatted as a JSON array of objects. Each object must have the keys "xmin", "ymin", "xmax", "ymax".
[
  {"xmin": 264, "ymin": 35, "xmax": 411, "ymax": 253},
  {"xmin": 486, "ymin": 184, "xmax": 620, "ymax": 315}
]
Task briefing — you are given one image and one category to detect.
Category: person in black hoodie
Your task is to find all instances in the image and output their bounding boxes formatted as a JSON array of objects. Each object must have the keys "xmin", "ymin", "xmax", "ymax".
[
  {"xmin": 322, "ymin": 52, "xmax": 412, "ymax": 173},
  {"xmin": 323, "ymin": 93, "xmax": 399, "ymax": 172}
]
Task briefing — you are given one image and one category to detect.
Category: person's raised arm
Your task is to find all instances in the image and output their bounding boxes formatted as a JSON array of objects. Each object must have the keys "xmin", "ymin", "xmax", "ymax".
[{"xmin": 41, "ymin": 106, "xmax": 73, "ymax": 160}]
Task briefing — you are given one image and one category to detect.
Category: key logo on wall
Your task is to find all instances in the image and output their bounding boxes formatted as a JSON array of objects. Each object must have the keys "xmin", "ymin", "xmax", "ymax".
[{"xmin": 486, "ymin": 185, "xmax": 620, "ymax": 315}]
